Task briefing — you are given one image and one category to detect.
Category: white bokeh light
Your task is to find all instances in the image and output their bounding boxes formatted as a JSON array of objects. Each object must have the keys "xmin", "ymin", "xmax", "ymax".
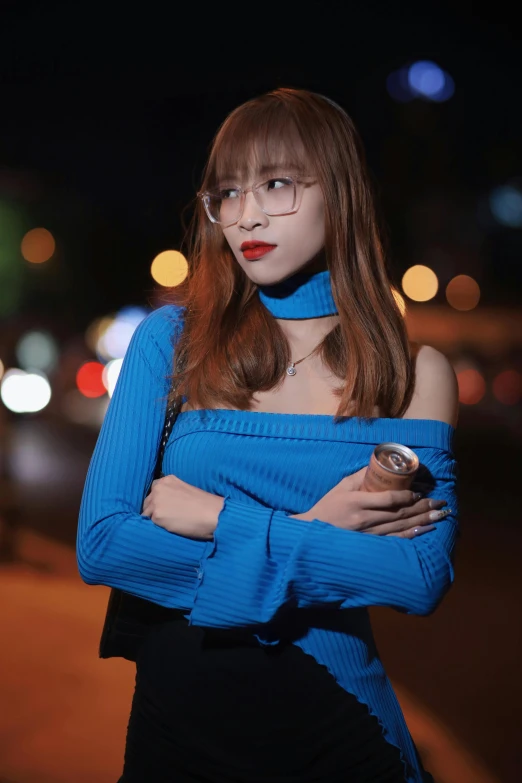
[
  {"xmin": 102, "ymin": 357, "xmax": 124, "ymax": 397},
  {"xmin": 97, "ymin": 306, "xmax": 148, "ymax": 361},
  {"xmin": 1, "ymin": 369, "xmax": 52, "ymax": 413}
]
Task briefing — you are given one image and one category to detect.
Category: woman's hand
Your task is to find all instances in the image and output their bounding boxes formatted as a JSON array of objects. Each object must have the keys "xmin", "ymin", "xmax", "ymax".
[
  {"xmin": 293, "ymin": 467, "xmax": 450, "ymax": 539},
  {"xmin": 142, "ymin": 475, "xmax": 225, "ymax": 540}
]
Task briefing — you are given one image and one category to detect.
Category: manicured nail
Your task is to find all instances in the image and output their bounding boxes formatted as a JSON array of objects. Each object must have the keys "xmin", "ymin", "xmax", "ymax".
[
  {"xmin": 429, "ymin": 508, "xmax": 452, "ymax": 521},
  {"xmin": 413, "ymin": 525, "xmax": 436, "ymax": 536},
  {"xmin": 413, "ymin": 492, "xmax": 423, "ymax": 501}
]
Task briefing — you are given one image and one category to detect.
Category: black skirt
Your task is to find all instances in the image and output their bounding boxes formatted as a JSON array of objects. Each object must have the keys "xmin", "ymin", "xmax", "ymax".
[{"xmin": 120, "ymin": 615, "xmax": 407, "ymax": 782}]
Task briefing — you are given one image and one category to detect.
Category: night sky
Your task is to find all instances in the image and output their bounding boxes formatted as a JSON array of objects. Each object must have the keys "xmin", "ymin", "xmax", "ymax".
[{"xmin": 1, "ymin": 2, "xmax": 521, "ymax": 331}]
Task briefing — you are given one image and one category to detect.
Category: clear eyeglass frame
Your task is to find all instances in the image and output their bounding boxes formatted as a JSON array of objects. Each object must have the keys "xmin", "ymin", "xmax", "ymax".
[{"xmin": 198, "ymin": 175, "xmax": 314, "ymax": 228}]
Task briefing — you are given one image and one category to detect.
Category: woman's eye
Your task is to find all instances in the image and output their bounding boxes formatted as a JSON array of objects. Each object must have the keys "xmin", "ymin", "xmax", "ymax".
[
  {"xmin": 266, "ymin": 178, "xmax": 291, "ymax": 191},
  {"xmin": 220, "ymin": 188, "xmax": 240, "ymax": 200}
]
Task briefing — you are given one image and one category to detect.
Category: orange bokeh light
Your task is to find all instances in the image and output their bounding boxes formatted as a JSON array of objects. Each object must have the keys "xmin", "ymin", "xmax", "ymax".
[
  {"xmin": 492, "ymin": 370, "xmax": 522, "ymax": 405},
  {"xmin": 76, "ymin": 362, "xmax": 106, "ymax": 398},
  {"xmin": 445, "ymin": 275, "xmax": 481, "ymax": 311},
  {"xmin": 21, "ymin": 227, "xmax": 56, "ymax": 264},
  {"xmin": 457, "ymin": 368, "xmax": 486, "ymax": 405},
  {"xmin": 401, "ymin": 265, "xmax": 439, "ymax": 302}
]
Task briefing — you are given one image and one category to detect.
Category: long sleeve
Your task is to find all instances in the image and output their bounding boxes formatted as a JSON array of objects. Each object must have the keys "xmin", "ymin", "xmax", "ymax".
[
  {"xmin": 76, "ymin": 305, "xmax": 206, "ymax": 608},
  {"xmin": 189, "ymin": 445, "xmax": 459, "ymax": 627}
]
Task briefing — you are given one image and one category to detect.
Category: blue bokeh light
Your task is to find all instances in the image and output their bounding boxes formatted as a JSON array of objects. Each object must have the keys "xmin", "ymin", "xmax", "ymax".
[
  {"xmin": 387, "ymin": 61, "xmax": 455, "ymax": 103},
  {"xmin": 408, "ymin": 61, "xmax": 445, "ymax": 98},
  {"xmin": 490, "ymin": 185, "xmax": 522, "ymax": 228},
  {"xmin": 430, "ymin": 72, "xmax": 455, "ymax": 102}
]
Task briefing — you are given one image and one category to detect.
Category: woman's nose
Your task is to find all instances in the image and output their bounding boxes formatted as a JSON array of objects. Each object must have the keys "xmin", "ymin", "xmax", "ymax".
[{"xmin": 238, "ymin": 191, "xmax": 269, "ymax": 230}]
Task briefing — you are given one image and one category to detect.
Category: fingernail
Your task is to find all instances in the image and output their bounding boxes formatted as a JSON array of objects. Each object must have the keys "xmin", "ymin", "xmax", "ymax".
[
  {"xmin": 429, "ymin": 499, "xmax": 446, "ymax": 510},
  {"xmin": 413, "ymin": 492, "xmax": 423, "ymax": 501},
  {"xmin": 429, "ymin": 508, "xmax": 452, "ymax": 521},
  {"xmin": 413, "ymin": 524, "xmax": 436, "ymax": 536}
]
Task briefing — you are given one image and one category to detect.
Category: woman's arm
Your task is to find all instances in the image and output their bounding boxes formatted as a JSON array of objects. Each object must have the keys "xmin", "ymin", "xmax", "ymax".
[
  {"xmin": 76, "ymin": 306, "xmax": 206, "ymax": 608},
  {"xmin": 188, "ymin": 345, "xmax": 460, "ymax": 628},
  {"xmin": 189, "ymin": 452, "xmax": 457, "ymax": 626}
]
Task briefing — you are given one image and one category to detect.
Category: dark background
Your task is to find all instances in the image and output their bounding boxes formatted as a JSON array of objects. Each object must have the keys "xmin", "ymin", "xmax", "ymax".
[
  {"xmin": 1, "ymin": 2, "xmax": 521, "ymax": 323},
  {"xmin": 0, "ymin": 3, "xmax": 521, "ymax": 783}
]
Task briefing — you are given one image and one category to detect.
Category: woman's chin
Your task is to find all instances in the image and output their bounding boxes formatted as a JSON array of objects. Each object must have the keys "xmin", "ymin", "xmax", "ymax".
[{"xmin": 240, "ymin": 262, "xmax": 314, "ymax": 288}]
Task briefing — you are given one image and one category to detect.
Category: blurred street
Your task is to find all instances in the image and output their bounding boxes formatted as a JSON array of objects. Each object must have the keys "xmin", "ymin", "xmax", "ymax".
[{"xmin": 0, "ymin": 412, "xmax": 520, "ymax": 783}]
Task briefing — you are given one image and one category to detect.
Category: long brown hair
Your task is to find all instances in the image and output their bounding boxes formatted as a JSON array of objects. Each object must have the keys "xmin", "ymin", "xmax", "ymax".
[{"xmin": 165, "ymin": 88, "xmax": 414, "ymax": 420}]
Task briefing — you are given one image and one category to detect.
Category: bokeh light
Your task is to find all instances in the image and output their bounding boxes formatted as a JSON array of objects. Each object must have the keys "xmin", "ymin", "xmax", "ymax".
[
  {"xmin": 76, "ymin": 361, "xmax": 106, "ymax": 398},
  {"xmin": 391, "ymin": 288, "xmax": 407, "ymax": 316},
  {"xmin": 1, "ymin": 368, "xmax": 52, "ymax": 413},
  {"xmin": 21, "ymin": 227, "xmax": 55, "ymax": 264},
  {"xmin": 85, "ymin": 316, "xmax": 114, "ymax": 354},
  {"xmin": 408, "ymin": 61, "xmax": 445, "ymax": 97},
  {"xmin": 407, "ymin": 61, "xmax": 455, "ymax": 102},
  {"xmin": 102, "ymin": 358, "xmax": 124, "ymax": 397},
  {"xmin": 401, "ymin": 265, "xmax": 439, "ymax": 302},
  {"xmin": 96, "ymin": 306, "xmax": 148, "ymax": 361},
  {"xmin": 387, "ymin": 61, "xmax": 455, "ymax": 103},
  {"xmin": 445, "ymin": 275, "xmax": 481, "ymax": 311},
  {"xmin": 457, "ymin": 368, "xmax": 486, "ymax": 405},
  {"xmin": 16, "ymin": 330, "xmax": 59, "ymax": 373},
  {"xmin": 492, "ymin": 370, "xmax": 522, "ymax": 405},
  {"xmin": 489, "ymin": 185, "xmax": 522, "ymax": 228},
  {"xmin": 151, "ymin": 250, "xmax": 188, "ymax": 287}
]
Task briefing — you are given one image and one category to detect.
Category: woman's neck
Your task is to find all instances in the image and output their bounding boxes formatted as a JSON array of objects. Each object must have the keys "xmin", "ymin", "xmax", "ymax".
[{"xmin": 276, "ymin": 313, "xmax": 340, "ymax": 347}]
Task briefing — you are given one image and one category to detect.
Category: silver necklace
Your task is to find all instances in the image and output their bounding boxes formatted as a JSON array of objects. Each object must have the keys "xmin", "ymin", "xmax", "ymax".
[{"xmin": 286, "ymin": 344, "xmax": 321, "ymax": 376}]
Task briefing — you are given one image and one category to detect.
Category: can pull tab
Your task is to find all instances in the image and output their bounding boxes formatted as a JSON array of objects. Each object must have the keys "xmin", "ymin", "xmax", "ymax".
[{"xmin": 389, "ymin": 452, "xmax": 408, "ymax": 471}]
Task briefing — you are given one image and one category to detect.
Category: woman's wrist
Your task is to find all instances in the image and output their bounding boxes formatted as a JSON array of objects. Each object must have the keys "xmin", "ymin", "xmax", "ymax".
[
  {"xmin": 206, "ymin": 495, "xmax": 226, "ymax": 535},
  {"xmin": 290, "ymin": 511, "xmax": 314, "ymax": 522}
]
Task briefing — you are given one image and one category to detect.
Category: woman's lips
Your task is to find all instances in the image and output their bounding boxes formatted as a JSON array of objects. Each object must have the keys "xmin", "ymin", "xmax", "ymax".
[{"xmin": 241, "ymin": 244, "xmax": 277, "ymax": 260}]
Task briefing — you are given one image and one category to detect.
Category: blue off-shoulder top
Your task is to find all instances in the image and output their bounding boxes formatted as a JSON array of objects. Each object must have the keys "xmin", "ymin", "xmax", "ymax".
[{"xmin": 77, "ymin": 303, "xmax": 458, "ymax": 783}]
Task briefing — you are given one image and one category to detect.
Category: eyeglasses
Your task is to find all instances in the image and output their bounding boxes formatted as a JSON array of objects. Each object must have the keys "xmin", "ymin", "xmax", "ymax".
[{"xmin": 198, "ymin": 175, "xmax": 313, "ymax": 228}]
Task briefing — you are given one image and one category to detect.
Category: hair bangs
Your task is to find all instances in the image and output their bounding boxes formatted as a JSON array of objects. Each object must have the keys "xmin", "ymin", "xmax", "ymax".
[{"xmin": 204, "ymin": 102, "xmax": 309, "ymax": 188}]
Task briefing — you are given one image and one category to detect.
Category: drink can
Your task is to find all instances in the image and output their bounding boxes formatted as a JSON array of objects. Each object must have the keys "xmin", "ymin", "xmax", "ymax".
[{"xmin": 360, "ymin": 442, "xmax": 419, "ymax": 492}]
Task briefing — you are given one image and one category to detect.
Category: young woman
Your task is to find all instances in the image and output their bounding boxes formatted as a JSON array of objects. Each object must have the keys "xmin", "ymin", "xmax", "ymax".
[{"xmin": 78, "ymin": 88, "xmax": 459, "ymax": 783}]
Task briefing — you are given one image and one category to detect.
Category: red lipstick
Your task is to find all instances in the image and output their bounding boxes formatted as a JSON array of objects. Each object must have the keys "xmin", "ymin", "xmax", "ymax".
[{"xmin": 240, "ymin": 240, "xmax": 277, "ymax": 260}]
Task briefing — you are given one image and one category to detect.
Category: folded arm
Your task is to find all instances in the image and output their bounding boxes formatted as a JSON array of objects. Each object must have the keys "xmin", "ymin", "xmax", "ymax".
[
  {"xmin": 189, "ymin": 448, "xmax": 459, "ymax": 628},
  {"xmin": 76, "ymin": 306, "xmax": 205, "ymax": 609},
  {"xmin": 189, "ymin": 345, "xmax": 460, "ymax": 629}
]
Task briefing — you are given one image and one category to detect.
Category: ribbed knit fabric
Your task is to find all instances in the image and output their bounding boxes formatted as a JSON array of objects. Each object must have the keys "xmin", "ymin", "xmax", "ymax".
[
  {"xmin": 258, "ymin": 269, "xmax": 338, "ymax": 318},
  {"xmin": 77, "ymin": 303, "xmax": 458, "ymax": 783}
]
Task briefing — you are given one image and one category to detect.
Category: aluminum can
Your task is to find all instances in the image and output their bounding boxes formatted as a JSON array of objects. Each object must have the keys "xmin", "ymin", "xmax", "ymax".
[{"xmin": 360, "ymin": 442, "xmax": 419, "ymax": 492}]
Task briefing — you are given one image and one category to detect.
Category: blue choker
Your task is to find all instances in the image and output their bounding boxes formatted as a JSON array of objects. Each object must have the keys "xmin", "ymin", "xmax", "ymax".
[{"xmin": 257, "ymin": 269, "xmax": 338, "ymax": 319}]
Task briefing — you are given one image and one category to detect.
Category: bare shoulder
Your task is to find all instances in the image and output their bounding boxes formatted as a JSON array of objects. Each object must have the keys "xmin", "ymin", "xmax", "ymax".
[{"xmin": 404, "ymin": 343, "xmax": 459, "ymax": 427}]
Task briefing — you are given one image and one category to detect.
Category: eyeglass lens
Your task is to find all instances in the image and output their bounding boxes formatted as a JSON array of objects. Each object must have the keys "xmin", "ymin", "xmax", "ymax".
[{"xmin": 205, "ymin": 177, "xmax": 297, "ymax": 224}]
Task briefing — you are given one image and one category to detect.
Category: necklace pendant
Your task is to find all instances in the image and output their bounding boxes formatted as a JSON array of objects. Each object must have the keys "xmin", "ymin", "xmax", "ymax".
[{"xmin": 286, "ymin": 364, "xmax": 297, "ymax": 376}]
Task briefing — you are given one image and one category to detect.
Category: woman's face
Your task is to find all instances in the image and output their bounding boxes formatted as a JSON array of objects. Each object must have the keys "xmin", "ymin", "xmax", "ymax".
[{"xmin": 221, "ymin": 167, "xmax": 326, "ymax": 286}]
